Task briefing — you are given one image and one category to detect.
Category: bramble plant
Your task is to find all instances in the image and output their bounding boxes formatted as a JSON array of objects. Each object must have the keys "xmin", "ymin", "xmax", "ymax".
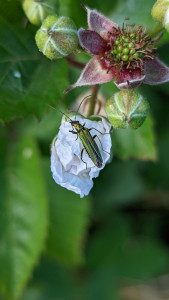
[
  {"xmin": 35, "ymin": 3, "xmax": 169, "ymax": 196},
  {"xmin": 1, "ymin": 1, "xmax": 169, "ymax": 300},
  {"xmin": 65, "ymin": 5, "xmax": 169, "ymax": 92}
]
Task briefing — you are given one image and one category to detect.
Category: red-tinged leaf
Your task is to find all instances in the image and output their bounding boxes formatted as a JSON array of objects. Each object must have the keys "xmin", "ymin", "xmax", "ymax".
[
  {"xmin": 83, "ymin": 5, "xmax": 119, "ymax": 41},
  {"xmin": 115, "ymin": 68, "xmax": 145, "ymax": 89},
  {"xmin": 78, "ymin": 28, "xmax": 110, "ymax": 54},
  {"xmin": 64, "ymin": 55, "xmax": 116, "ymax": 93},
  {"xmin": 143, "ymin": 57, "xmax": 169, "ymax": 85}
]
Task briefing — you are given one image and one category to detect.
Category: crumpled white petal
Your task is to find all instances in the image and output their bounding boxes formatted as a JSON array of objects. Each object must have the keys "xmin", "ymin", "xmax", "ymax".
[{"xmin": 51, "ymin": 114, "xmax": 112, "ymax": 198}]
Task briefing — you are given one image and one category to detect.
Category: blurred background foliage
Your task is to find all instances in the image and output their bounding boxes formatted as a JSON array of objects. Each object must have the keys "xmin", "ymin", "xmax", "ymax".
[{"xmin": 0, "ymin": 0, "xmax": 169, "ymax": 299}]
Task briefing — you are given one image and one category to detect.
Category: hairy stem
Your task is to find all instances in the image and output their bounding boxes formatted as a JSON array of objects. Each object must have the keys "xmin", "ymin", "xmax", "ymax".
[
  {"xmin": 66, "ymin": 56, "xmax": 85, "ymax": 69},
  {"xmin": 87, "ymin": 85, "xmax": 99, "ymax": 117}
]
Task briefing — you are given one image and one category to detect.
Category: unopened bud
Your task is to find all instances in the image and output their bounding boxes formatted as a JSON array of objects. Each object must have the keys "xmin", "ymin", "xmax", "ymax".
[
  {"xmin": 152, "ymin": 0, "xmax": 169, "ymax": 32},
  {"xmin": 105, "ymin": 90, "xmax": 149, "ymax": 129},
  {"xmin": 35, "ymin": 15, "xmax": 78, "ymax": 59},
  {"xmin": 22, "ymin": 0, "xmax": 57, "ymax": 26}
]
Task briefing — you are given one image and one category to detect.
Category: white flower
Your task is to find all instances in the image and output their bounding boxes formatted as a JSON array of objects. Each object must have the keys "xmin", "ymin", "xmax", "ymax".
[{"xmin": 51, "ymin": 114, "xmax": 112, "ymax": 198}]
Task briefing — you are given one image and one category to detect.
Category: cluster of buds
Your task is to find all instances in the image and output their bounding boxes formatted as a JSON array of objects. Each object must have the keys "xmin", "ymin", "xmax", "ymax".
[
  {"xmin": 152, "ymin": 0, "xmax": 169, "ymax": 32},
  {"xmin": 23, "ymin": 3, "xmax": 169, "ymax": 86},
  {"xmin": 22, "ymin": 0, "xmax": 79, "ymax": 59}
]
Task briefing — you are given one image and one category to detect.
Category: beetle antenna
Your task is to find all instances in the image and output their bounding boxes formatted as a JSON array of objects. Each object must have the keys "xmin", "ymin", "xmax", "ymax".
[
  {"xmin": 59, "ymin": 110, "xmax": 73, "ymax": 122},
  {"xmin": 48, "ymin": 105, "xmax": 73, "ymax": 122},
  {"xmin": 75, "ymin": 95, "xmax": 91, "ymax": 120}
]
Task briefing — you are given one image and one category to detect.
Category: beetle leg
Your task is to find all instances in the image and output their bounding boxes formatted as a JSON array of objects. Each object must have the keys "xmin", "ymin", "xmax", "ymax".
[
  {"xmin": 69, "ymin": 130, "xmax": 77, "ymax": 134},
  {"xmin": 69, "ymin": 130, "xmax": 78, "ymax": 141},
  {"xmin": 81, "ymin": 148, "xmax": 87, "ymax": 169},
  {"xmin": 89, "ymin": 127, "xmax": 112, "ymax": 135},
  {"xmin": 93, "ymin": 135, "xmax": 110, "ymax": 155}
]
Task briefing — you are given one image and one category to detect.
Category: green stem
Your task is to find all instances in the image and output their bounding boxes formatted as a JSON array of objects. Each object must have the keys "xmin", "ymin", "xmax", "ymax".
[
  {"xmin": 87, "ymin": 85, "xmax": 99, "ymax": 118},
  {"xmin": 150, "ymin": 23, "xmax": 164, "ymax": 38}
]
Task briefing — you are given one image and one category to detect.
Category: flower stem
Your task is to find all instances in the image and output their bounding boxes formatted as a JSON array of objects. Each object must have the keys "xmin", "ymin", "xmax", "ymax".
[
  {"xmin": 87, "ymin": 85, "xmax": 99, "ymax": 117},
  {"xmin": 66, "ymin": 55, "xmax": 85, "ymax": 69},
  {"xmin": 150, "ymin": 24, "xmax": 164, "ymax": 38},
  {"xmin": 66, "ymin": 56, "xmax": 99, "ymax": 117}
]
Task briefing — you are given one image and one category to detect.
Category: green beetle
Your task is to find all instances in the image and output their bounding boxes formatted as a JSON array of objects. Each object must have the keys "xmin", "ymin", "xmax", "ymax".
[{"xmin": 62, "ymin": 97, "xmax": 111, "ymax": 168}]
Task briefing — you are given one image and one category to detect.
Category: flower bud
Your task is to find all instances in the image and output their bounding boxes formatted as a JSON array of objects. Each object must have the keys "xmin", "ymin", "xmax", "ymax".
[
  {"xmin": 22, "ymin": 0, "xmax": 57, "ymax": 26},
  {"xmin": 105, "ymin": 90, "xmax": 149, "ymax": 129},
  {"xmin": 152, "ymin": 0, "xmax": 169, "ymax": 32},
  {"xmin": 35, "ymin": 15, "xmax": 78, "ymax": 59}
]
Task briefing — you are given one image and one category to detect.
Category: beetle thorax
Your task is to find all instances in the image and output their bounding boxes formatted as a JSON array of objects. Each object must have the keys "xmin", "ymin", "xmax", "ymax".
[{"xmin": 72, "ymin": 121, "xmax": 82, "ymax": 131}]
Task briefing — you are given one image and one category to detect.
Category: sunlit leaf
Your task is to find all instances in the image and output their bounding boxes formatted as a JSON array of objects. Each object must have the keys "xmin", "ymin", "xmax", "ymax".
[{"xmin": 0, "ymin": 133, "xmax": 48, "ymax": 300}]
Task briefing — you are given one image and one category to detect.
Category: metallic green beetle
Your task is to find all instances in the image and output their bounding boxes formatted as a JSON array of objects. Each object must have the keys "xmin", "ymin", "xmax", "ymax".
[
  {"xmin": 63, "ymin": 98, "xmax": 111, "ymax": 169},
  {"xmin": 69, "ymin": 118, "xmax": 104, "ymax": 168}
]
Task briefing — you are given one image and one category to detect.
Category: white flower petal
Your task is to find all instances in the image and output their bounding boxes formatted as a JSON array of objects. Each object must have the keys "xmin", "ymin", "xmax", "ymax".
[{"xmin": 51, "ymin": 114, "xmax": 112, "ymax": 197}]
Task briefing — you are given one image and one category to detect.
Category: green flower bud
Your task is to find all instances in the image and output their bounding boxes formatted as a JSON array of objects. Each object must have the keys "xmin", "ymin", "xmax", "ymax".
[
  {"xmin": 152, "ymin": 0, "xmax": 169, "ymax": 32},
  {"xmin": 105, "ymin": 90, "xmax": 149, "ymax": 129},
  {"xmin": 22, "ymin": 0, "xmax": 57, "ymax": 26},
  {"xmin": 35, "ymin": 15, "xmax": 78, "ymax": 59}
]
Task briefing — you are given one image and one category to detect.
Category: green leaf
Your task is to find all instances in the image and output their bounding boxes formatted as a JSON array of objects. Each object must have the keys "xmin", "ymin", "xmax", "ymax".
[
  {"xmin": 145, "ymin": 131, "xmax": 169, "ymax": 189},
  {"xmin": 21, "ymin": 258, "xmax": 82, "ymax": 300},
  {"xmin": 33, "ymin": 105, "xmax": 65, "ymax": 143},
  {"xmin": 61, "ymin": 0, "xmax": 158, "ymax": 32},
  {"xmin": 0, "ymin": 1, "xmax": 68, "ymax": 122},
  {"xmin": 109, "ymin": 0, "xmax": 157, "ymax": 30},
  {"xmin": 92, "ymin": 160, "xmax": 144, "ymax": 210},
  {"xmin": 59, "ymin": 0, "xmax": 118, "ymax": 27},
  {"xmin": 0, "ymin": 132, "xmax": 48, "ymax": 300},
  {"xmin": 112, "ymin": 116, "xmax": 157, "ymax": 161},
  {"xmin": 86, "ymin": 216, "xmax": 168, "ymax": 280},
  {"xmin": 42, "ymin": 158, "xmax": 90, "ymax": 266},
  {"xmin": 85, "ymin": 270, "xmax": 119, "ymax": 300},
  {"xmin": 59, "ymin": 0, "xmax": 71, "ymax": 17}
]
